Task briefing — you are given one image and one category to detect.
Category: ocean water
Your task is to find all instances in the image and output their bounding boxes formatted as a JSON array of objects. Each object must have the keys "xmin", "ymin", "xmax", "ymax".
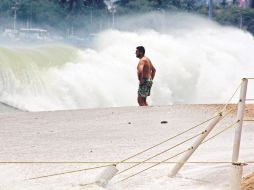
[{"xmin": 0, "ymin": 13, "xmax": 253, "ymax": 112}]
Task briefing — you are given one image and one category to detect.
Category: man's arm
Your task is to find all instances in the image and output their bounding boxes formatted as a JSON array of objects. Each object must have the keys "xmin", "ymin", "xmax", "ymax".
[
  {"xmin": 137, "ymin": 60, "xmax": 144, "ymax": 81},
  {"xmin": 151, "ymin": 63, "xmax": 156, "ymax": 80}
]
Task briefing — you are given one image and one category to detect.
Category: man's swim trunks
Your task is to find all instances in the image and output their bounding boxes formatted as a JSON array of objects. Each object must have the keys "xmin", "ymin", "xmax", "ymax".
[{"xmin": 138, "ymin": 78, "xmax": 153, "ymax": 97}]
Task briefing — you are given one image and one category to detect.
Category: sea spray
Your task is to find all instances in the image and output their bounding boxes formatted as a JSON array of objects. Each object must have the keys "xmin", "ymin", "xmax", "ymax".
[{"xmin": 0, "ymin": 13, "xmax": 253, "ymax": 111}]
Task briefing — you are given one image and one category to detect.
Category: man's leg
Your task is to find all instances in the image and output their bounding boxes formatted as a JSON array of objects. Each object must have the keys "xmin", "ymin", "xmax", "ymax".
[
  {"xmin": 138, "ymin": 96, "xmax": 146, "ymax": 106},
  {"xmin": 138, "ymin": 96, "xmax": 143, "ymax": 106},
  {"xmin": 144, "ymin": 84, "xmax": 152, "ymax": 106},
  {"xmin": 144, "ymin": 97, "xmax": 148, "ymax": 106}
]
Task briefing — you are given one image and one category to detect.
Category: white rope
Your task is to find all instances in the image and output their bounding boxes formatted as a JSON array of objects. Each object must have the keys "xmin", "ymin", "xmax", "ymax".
[{"xmin": 115, "ymin": 119, "xmax": 239, "ymax": 184}]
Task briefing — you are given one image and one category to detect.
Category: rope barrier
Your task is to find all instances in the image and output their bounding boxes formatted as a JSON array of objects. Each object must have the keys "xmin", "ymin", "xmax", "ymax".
[
  {"xmin": 115, "ymin": 131, "xmax": 205, "ymax": 176},
  {"xmin": 26, "ymin": 109, "xmax": 233, "ymax": 181},
  {"xmin": 115, "ymin": 79, "xmax": 249, "ymax": 185},
  {"xmin": 26, "ymin": 114, "xmax": 219, "ymax": 180},
  {"xmin": 27, "ymin": 164, "xmax": 112, "ymax": 180},
  {"xmin": 214, "ymin": 82, "xmax": 241, "ymax": 113},
  {"xmin": 3, "ymin": 161, "xmax": 254, "ymax": 164},
  {"xmin": 221, "ymin": 82, "xmax": 242, "ymax": 112},
  {"xmin": 117, "ymin": 99, "xmax": 235, "ymax": 169},
  {"xmin": 115, "ymin": 149, "xmax": 192, "ymax": 184},
  {"xmin": 0, "ymin": 161, "xmax": 249, "ymax": 166},
  {"xmin": 115, "ymin": 114, "xmax": 219, "ymax": 165},
  {"xmin": 79, "ymin": 182, "xmax": 96, "ymax": 187},
  {"xmin": 246, "ymin": 99, "xmax": 254, "ymax": 101},
  {"xmin": 243, "ymin": 119, "xmax": 254, "ymax": 121},
  {"xmin": 25, "ymin": 81, "xmax": 240, "ymax": 182},
  {"xmin": 115, "ymin": 119, "xmax": 239, "ymax": 184},
  {"xmin": 26, "ymin": 131, "xmax": 205, "ymax": 181}
]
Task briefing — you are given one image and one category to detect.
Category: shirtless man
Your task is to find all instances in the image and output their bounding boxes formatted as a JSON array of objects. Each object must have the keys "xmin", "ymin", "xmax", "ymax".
[{"xmin": 136, "ymin": 46, "xmax": 156, "ymax": 106}]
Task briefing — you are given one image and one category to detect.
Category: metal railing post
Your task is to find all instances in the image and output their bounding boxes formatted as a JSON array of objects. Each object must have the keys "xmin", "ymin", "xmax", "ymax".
[
  {"xmin": 169, "ymin": 113, "xmax": 223, "ymax": 177},
  {"xmin": 232, "ymin": 78, "xmax": 248, "ymax": 162}
]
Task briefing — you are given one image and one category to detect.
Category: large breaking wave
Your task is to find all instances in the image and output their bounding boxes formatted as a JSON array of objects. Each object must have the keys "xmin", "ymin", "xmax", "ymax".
[{"xmin": 0, "ymin": 13, "xmax": 253, "ymax": 111}]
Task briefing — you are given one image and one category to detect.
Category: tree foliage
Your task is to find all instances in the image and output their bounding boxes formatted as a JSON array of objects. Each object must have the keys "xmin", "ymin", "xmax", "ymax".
[{"xmin": 1, "ymin": 0, "xmax": 254, "ymax": 35}]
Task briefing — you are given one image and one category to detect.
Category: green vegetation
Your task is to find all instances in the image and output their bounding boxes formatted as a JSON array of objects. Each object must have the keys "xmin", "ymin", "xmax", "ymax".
[
  {"xmin": 214, "ymin": 7, "xmax": 254, "ymax": 33},
  {"xmin": 1, "ymin": 0, "xmax": 254, "ymax": 35}
]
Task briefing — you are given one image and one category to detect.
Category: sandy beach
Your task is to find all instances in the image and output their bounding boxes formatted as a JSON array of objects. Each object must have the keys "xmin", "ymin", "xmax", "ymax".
[{"xmin": 0, "ymin": 104, "xmax": 253, "ymax": 190}]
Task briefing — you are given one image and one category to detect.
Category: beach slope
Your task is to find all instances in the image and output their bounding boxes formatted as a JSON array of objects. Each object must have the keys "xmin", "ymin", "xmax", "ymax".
[{"xmin": 0, "ymin": 105, "xmax": 253, "ymax": 190}]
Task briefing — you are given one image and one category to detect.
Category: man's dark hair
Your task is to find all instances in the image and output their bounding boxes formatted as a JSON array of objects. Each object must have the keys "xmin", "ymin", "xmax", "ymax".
[{"xmin": 136, "ymin": 46, "xmax": 145, "ymax": 55}]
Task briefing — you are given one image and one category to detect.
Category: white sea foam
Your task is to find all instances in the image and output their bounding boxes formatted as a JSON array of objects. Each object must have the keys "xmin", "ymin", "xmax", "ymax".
[{"xmin": 0, "ymin": 13, "xmax": 253, "ymax": 111}]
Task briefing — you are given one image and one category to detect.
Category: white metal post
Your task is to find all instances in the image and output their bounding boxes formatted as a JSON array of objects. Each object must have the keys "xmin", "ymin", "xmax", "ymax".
[
  {"xmin": 232, "ymin": 78, "xmax": 248, "ymax": 163},
  {"xmin": 230, "ymin": 162, "xmax": 246, "ymax": 190},
  {"xmin": 96, "ymin": 165, "xmax": 118, "ymax": 187},
  {"xmin": 169, "ymin": 113, "xmax": 224, "ymax": 177}
]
